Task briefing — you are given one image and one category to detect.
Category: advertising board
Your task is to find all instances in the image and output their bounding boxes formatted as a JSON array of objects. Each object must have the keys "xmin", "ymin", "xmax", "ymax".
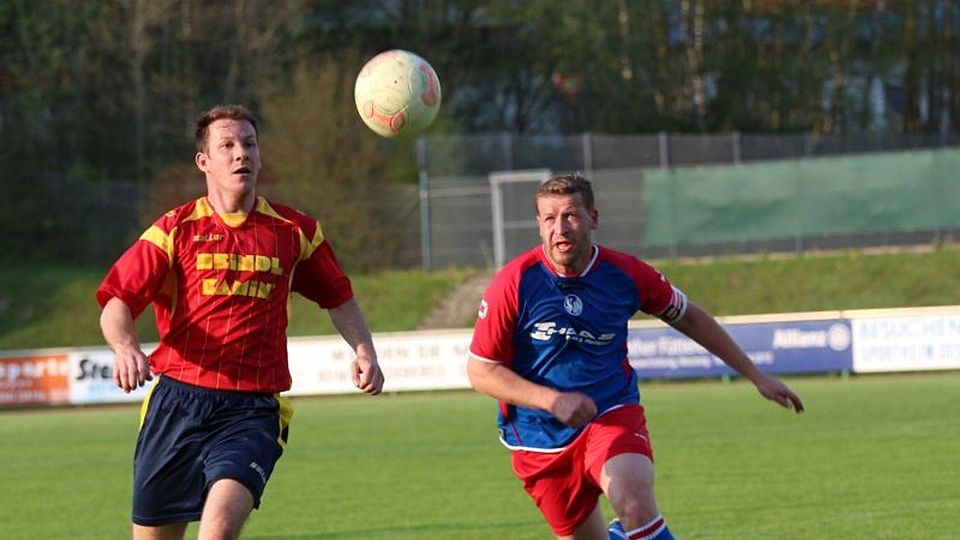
[
  {"xmin": 853, "ymin": 313, "xmax": 960, "ymax": 372},
  {"xmin": 0, "ymin": 353, "xmax": 71, "ymax": 406},
  {"xmin": 628, "ymin": 319, "xmax": 853, "ymax": 379}
]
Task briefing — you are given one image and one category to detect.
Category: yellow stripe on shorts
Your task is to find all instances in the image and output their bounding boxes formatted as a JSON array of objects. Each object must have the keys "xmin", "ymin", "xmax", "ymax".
[
  {"xmin": 138, "ymin": 379, "xmax": 161, "ymax": 430},
  {"xmin": 275, "ymin": 394, "xmax": 294, "ymax": 449}
]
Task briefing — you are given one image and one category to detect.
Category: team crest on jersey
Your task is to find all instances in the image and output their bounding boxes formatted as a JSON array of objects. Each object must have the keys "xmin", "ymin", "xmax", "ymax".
[{"xmin": 563, "ymin": 294, "xmax": 583, "ymax": 316}]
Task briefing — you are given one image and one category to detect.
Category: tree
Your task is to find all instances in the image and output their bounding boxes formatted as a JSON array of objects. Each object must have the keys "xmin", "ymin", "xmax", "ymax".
[{"xmin": 256, "ymin": 53, "xmax": 419, "ymax": 270}]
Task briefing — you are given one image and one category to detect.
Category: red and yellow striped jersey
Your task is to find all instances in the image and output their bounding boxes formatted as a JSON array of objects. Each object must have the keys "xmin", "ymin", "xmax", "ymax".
[{"xmin": 97, "ymin": 197, "xmax": 353, "ymax": 392}]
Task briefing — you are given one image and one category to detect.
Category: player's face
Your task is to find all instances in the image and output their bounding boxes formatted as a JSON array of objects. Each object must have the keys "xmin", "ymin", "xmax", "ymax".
[
  {"xmin": 195, "ymin": 118, "xmax": 261, "ymax": 197},
  {"xmin": 536, "ymin": 193, "xmax": 598, "ymax": 275}
]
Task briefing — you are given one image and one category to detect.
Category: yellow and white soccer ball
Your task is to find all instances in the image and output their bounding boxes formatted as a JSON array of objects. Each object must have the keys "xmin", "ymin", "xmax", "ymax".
[{"xmin": 354, "ymin": 49, "xmax": 442, "ymax": 138}]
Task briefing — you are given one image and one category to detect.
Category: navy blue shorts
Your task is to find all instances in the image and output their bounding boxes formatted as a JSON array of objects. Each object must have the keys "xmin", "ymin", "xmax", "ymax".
[{"xmin": 132, "ymin": 376, "xmax": 293, "ymax": 526}]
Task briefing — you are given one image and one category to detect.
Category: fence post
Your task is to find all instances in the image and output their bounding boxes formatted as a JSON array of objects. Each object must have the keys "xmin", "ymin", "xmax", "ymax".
[
  {"xmin": 658, "ymin": 131, "xmax": 675, "ymax": 257},
  {"xmin": 582, "ymin": 131, "xmax": 594, "ymax": 175},
  {"xmin": 658, "ymin": 131, "xmax": 670, "ymax": 169},
  {"xmin": 501, "ymin": 131, "xmax": 515, "ymax": 169},
  {"xmin": 417, "ymin": 136, "xmax": 432, "ymax": 271},
  {"xmin": 490, "ymin": 174, "xmax": 504, "ymax": 269}
]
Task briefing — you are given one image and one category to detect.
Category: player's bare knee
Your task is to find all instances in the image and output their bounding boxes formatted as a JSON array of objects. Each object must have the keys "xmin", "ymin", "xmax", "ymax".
[
  {"xmin": 612, "ymin": 495, "xmax": 659, "ymax": 528},
  {"xmin": 198, "ymin": 517, "xmax": 245, "ymax": 540}
]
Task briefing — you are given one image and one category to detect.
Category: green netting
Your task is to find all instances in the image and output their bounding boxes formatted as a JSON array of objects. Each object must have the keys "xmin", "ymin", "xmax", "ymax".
[{"xmin": 643, "ymin": 149, "xmax": 960, "ymax": 247}]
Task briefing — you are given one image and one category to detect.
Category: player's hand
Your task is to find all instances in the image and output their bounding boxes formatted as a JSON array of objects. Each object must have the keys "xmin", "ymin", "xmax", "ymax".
[
  {"xmin": 113, "ymin": 346, "xmax": 152, "ymax": 393},
  {"xmin": 549, "ymin": 391, "xmax": 597, "ymax": 428},
  {"xmin": 351, "ymin": 354, "xmax": 384, "ymax": 395},
  {"xmin": 754, "ymin": 373, "xmax": 805, "ymax": 413}
]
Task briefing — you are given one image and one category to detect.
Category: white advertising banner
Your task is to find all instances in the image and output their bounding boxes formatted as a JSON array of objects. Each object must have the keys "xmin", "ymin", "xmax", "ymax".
[
  {"xmin": 5, "ymin": 305, "xmax": 960, "ymax": 409},
  {"xmin": 286, "ymin": 329, "xmax": 473, "ymax": 396},
  {"xmin": 69, "ymin": 349, "xmax": 153, "ymax": 404},
  {"xmin": 852, "ymin": 312, "xmax": 960, "ymax": 372}
]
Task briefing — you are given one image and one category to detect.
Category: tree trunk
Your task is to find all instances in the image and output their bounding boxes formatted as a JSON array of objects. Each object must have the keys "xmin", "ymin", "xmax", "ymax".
[
  {"xmin": 903, "ymin": 2, "xmax": 923, "ymax": 132},
  {"xmin": 946, "ymin": 0, "xmax": 960, "ymax": 133},
  {"xmin": 224, "ymin": 0, "xmax": 247, "ymax": 103},
  {"xmin": 131, "ymin": 0, "xmax": 146, "ymax": 182},
  {"xmin": 681, "ymin": 0, "xmax": 707, "ymax": 129}
]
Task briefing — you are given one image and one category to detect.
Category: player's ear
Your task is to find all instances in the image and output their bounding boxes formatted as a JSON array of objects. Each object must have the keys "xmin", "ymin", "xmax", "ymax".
[
  {"xmin": 195, "ymin": 151, "xmax": 208, "ymax": 172},
  {"xmin": 590, "ymin": 209, "xmax": 599, "ymax": 230}
]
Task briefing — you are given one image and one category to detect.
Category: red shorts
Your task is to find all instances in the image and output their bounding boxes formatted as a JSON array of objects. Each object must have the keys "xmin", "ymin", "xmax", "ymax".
[{"xmin": 511, "ymin": 404, "xmax": 653, "ymax": 536}]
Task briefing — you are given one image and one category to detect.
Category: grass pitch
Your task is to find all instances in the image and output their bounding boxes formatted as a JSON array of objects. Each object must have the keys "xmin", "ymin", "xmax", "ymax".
[{"xmin": 2, "ymin": 372, "xmax": 958, "ymax": 539}]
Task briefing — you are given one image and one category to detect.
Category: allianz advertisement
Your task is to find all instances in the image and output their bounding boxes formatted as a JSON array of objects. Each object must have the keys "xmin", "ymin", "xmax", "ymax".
[{"xmin": 627, "ymin": 319, "xmax": 853, "ymax": 379}]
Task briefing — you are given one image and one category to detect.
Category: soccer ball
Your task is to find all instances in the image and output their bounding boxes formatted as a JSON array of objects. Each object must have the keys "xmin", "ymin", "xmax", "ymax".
[{"xmin": 354, "ymin": 49, "xmax": 441, "ymax": 138}]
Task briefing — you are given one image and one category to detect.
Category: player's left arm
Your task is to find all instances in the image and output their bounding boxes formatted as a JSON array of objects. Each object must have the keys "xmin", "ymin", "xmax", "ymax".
[
  {"xmin": 669, "ymin": 301, "xmax": 805, "ymax": 413},
  {"xmin": 328, "ymin": 298, "xmax": 383, "ymax": 395},
  {"xmin": 289, "ymin": 215, "xmax": 383, "ymax": 395}
]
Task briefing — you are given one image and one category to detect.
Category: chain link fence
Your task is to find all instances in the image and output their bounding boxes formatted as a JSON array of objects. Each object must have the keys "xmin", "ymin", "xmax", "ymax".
[
  {"xmin": 419, "ymin": 131, "xmax": 960, "ymax": 269},
  {"xmin": 3, "ymin": 175, "xmax": 421, "ymax": 270},
  {"xmin": 7, "ymin": 131, "xmax": 959, "ymax": 271}
]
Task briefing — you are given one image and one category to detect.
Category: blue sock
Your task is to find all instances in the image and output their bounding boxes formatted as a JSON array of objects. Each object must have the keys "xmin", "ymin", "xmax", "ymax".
[{"xmin": 607, "ymin": 518, "xmax": 627, "ymax": 539}]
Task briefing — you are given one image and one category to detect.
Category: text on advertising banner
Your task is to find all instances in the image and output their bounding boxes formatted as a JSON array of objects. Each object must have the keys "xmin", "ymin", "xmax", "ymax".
[
  {"xmin": 853, "ymin": 314, "xmax": 960, "ymax": 372},
  {"xmin": 69, "ymin": 350, "xmax": 151, "ymax": 404},
  {"xmin": 286, "ymin": 331, "xmax": 473, "ymax": 396},
  {"xmin": 628, "ymin": 319, "xmax": 853, "ymax": 379},
  {"xmin": 0, "ymin": 353, "xmax": 72, "ymax": 405}
]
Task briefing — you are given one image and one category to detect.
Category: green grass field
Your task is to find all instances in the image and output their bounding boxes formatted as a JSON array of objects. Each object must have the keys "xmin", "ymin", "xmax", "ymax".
[
  {"xmin": 0, "ymin": 266, "xmax": 476, "ymax": 350},
  {"xmin": 2, "ymin": 372, "xmax": 958, "ymax": 539},
  {"xmin": 2, "ymin": 246, "xmax": 959, "ymax": 538}
]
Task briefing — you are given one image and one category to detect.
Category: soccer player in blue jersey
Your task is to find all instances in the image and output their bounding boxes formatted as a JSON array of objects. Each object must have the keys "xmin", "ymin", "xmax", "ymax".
[{"xmin": 468, "ymin": 173, "xmax": 804, "ymax": 540}]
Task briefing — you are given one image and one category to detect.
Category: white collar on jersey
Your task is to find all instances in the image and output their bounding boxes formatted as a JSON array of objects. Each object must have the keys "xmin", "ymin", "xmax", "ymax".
[{"xmin": 542, "ymin": 244, "xmax": 599, "ymax": 277}]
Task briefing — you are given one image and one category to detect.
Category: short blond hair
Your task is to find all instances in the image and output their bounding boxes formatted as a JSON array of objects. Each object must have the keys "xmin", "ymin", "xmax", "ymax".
[{"xmin": 536, "ymin": 172, "xmax": 595, "ymax": 213}]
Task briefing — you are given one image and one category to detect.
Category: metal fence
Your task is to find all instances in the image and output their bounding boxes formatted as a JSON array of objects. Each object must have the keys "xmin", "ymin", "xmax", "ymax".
[
  {"xmin": 3, "ymin": 175, "xmax": 422, "ymax": 270},
  {"xmin": 8, "ymin": 131, "xmax": 959, "ymax": 271},
  {"xmin": 419, "ymin": 131, "xmax": 960, "ymax": 269},
  {"xmin": 0, "ymin": 176, "xmax": 150, "ymax": 265}
]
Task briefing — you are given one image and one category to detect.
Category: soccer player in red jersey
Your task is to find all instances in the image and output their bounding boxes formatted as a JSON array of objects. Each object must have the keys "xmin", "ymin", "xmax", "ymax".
[
  {"xmin": 468, "ymin": 173, "xmax": 803, "ymax": 540},
  {"xmin": 97, "ymin": 105, "xmax": 384, "ymax": 539}
]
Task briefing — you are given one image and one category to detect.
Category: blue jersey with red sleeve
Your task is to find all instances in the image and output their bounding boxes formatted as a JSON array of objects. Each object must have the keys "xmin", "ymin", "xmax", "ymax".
[{"xmin": 469, "ymin": 245, "xmax": 688, "ymax": 451}]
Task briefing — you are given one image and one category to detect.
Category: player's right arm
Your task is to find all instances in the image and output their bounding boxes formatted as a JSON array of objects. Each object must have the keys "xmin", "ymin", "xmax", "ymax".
[
  {"xmin": 100, "ymin": 297, "xmax": 152, "ymax": 393},
  {"xmin": 467, "ymin": 358, "xmax": 597, "ymax": 428},
  {"xmin": 96, "ymin": 212, "xmax": 177, "ymax": 392},
  {"xmin": 468, "ymin": 262, "xmax": 597, "ymax": 428}
]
